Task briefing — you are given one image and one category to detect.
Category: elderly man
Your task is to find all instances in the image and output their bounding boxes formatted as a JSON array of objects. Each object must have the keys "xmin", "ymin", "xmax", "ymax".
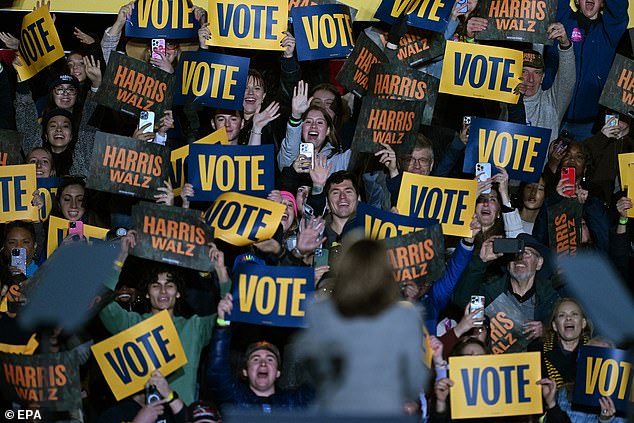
[{"xmin": 453, "ymin": 233, "xmax": 560, "ymax": 344}]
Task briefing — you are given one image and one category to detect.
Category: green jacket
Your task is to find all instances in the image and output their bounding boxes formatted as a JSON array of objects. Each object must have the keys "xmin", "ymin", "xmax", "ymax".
[
  {"xmin": 99, "ymin": 268, "xmax": 230, "ymax": 405},
  {"xmin": 453, "ymin": 256, "xmax": 560, "ymax": 324}
]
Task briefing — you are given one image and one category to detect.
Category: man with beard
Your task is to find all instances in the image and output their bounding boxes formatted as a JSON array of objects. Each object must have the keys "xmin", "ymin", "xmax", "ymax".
[{"xmin": 453, "ymin": 233, "xmax": 560, "ymax": 349}]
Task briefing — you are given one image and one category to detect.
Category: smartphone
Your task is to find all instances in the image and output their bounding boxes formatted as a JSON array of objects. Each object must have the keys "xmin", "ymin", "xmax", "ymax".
[
  {"xmin": 151, "ymin": 38, "xmax": 166, "ymax": 61},
  {"xmin": 314, "ymin": 248, "xmax": 329, "ymax": 267},
  {"xmin": 605, "ymin": 113, "xmax": 619, "ymax": 127},
  {"xmin": 476, "ymin": 162, "xmax": 492, "ymax": 194},
  {"xmin": 555, "ymin": 136, "xmax": 570, "ymax": 156},
  {"xmin": 145, "ymin": 385, "xmax": 161, "ymax": 404},
  {"xmin": 11, "ymin": 248, "xmax": 27, "ymax": 275},
  {"xmin": 68, "ymin": 220, "xmax": 84, "ymax": 238},
  {"xmin": 493, "ymin": 238, "xmax": 525, "ymax": 254},
  {"xmin": 139, "ymin": 111, "xmax": 155, "ymax": 134},
  {"xmin": 470, "ymin": 295, "xmax": 485, "ymax": 326},
  {"xmin": 299, "ymin": 143, "xmax": 314, "ymax": 170},
  {"xmin": 561, "ymin": 167, "xmax": 576, "ymax": 196},
  {"xmin": 456, "ymin": 0, "xmax": 468, "ymax": 14}
]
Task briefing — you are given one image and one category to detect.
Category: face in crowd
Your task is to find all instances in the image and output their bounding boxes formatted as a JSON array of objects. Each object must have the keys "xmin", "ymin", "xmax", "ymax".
[
  {"xmin": 59, "ymin": 184, "xmax": 85, "ymax": 222},
  {"xmin": 46, "ymin": 115, "xmax": 73, "ymax": 153},
  {"xmin": 576, "ymin": 0, "xmax": 603, "ymax": 19},
  {"xmin": 475, "ymin": 188, "xmax": 501, "ymax": 230},
  {"xmin": 327, "ymin": 179, "xmax": 358, "ymax": 219},
  {"xmin": 551, "ymin": 299, "xmax": 587, "ymax": 344},
  {"xmin": 3, "ymin": 226, "xmax": 36, "ymax": 267},
  {"xmin": 243, "ymin": 75, "xmax": 266, "ymax": 117},
  {"xmin": 402, "ymin": 147, "xmax": 434, "ymax": 176},
  {"xmin": 27, "ymin": 148, "xmax": 55, "ymax": 178},
  {"xmin": 146, "ymin": 272, "xmax": 180, "ymax": 314},
  {"xmin": 67, "ymin": 53, "xmax": 87, "ymax": 82},
  {"xmin": 52, "ymin": 84, "xmax": 78, "ymax": 110},
  {"xmin": 242, "ymin": 348, "xmax": 280, "ymax": 395},
  {"xmin": 522, "ymin": 178, "xmax": 546, "ymax": 211},
  {"xmin": 302, "ymin": 109, "xmax": 331, "ymax": 151},
  {"xmin": 310, "ymin": 88, "xmax": 337, "ymax": 121},
  {"xmin": 508, "ymin": 247, "xmax": 544, "ymax": 284},
  {"xmin": 212, "ymin": 112, "xmax": 243, "ymax": 144}
]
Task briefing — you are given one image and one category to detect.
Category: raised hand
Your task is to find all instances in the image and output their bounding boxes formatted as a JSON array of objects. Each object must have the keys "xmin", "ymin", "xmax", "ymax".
[{"xmin": 291, "ymin": 80, "xmax": 312, "ymax": 120}]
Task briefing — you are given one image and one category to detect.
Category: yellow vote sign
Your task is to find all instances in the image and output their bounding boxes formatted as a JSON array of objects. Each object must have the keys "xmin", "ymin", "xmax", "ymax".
[
  {"xmin": 15, "ymin": 5, "xmax": 65, "ymax": 81},
  {"xmin": 449, "ymin": 352, "xmax": 543, "ymax": 419},
  {"xmin": 207, "ymin": 0, "xmax": 287, "ymax": 50},
  {"xmin": 396, "ymin": 173, "xmax": 477, "ymax": 238},
  {"xmin": 439, "ymin": 41, "xmax": 522, "ymax": 104},
  {"xmin": 91, "ymin": 310, "xmax": 187, "ymax": 401},
  {"xmin": 0, "ymin": 164, "xmax": 38, "ymax": 223},
  {"xmin": 203, "ymin": 192, "xmax": 285, "ymax": 246},
  {"xmin": 169, "ymin": 127, "xmax": 229, "ymax": 196},
  {"xmin": 46, "ymin": 216, "xmax": 110, "ymax": 257},
  {"xmin": 0, "ymin": 0, "xmax": 207, "ymax": 13},
  {"xmin": 619, "ymin": 152, "xmax": 634, "ymax": 218}
]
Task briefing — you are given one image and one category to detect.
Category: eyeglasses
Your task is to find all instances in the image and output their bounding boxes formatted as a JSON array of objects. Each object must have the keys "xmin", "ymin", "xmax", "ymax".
[
  {"xmin": 519, "ymin": 249, "xmax": 539, "ymax": 258},
  {"xmin": 54, "ymin": 87, "xmax": 77, "ymax": 96},
  {"xmin": 407, "ymin": 157, "xmax": 432, "ymax": 167}
]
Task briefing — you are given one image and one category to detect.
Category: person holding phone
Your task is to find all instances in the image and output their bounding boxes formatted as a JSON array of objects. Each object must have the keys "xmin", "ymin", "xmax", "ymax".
[{"xmin": 453, "ymin": 233, "xmax": 561, "ymax": 349}]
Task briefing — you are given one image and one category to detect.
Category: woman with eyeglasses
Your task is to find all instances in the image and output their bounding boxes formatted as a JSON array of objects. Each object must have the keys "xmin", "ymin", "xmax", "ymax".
[{"xmin": 14, "ymin": 54, "xmax": 102, "ymax": 177}]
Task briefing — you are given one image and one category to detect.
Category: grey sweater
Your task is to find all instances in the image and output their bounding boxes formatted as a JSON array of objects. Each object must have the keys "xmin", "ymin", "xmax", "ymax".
[
  {"xmin": 523, "ymin": 45, "xmax": 576, "ymax": 142},
  {"xmin": 294, "ymin": 299, "xmax": 428, "ymax": 415}
]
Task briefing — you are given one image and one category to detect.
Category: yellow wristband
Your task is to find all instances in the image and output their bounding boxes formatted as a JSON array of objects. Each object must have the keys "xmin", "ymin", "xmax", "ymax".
[{"xmin": 114, "ymin": 260, "xmax": 124, "ymax": 268}]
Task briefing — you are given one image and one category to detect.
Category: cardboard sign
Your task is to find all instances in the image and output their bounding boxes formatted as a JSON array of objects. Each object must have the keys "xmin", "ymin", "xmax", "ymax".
[
  {"xmin": 397, "ymin": 28, "xmax": 445, "ymax": 67},
  {"xmin": 573, "ymin": 346, "xmax": 634, "ymax": 412},
  {"xmin": 463, "ymin": 118, "xmax": 551, "ymax": 182},
  {"xmin": 15, "ymin": 5, "xmax": 64, "ymax": 81},
  {"xmin": 449, "ymin": 352, "xmax": 543, "ymax": 419},
  {"xmin": 337, "ymin": 0, "xmax": 381, "ymax": 21},
  {"xmin": 439, "ymin": 41, "xmax": 522, "ymax": 104},
  {"xmin": 36, "ymin": 177, "xmax": 61, "ymax": 222},
  {"xmin": 384, "ymin": 224, "xmax": 445, "ymax": 286},
  {"xmin": 87, "ymin": 132, "xmax": 170, "ymax": 200},
  {"xmin": 485, "ymin": 293, "xmax": 532, "ymax": 354},
  {"xmin": 94, "ymin": 52, "xmax": 175, "ymax": 118},
  {"xmin": 46, "ymin": 216, "xmax": 109, "ymax": 257},
  {"xmin": 0, "ymin": 164, "xmax": 38, "ymax": 223},
  {"xmin": 352, "ymin": 97, "xmax": 422, "ymax": 154},
  {"xmin": 619, "ymin": 152, "xmax": 634, "ymax": 218},
  {"xmin": 336, "ymin": 31, "xmax": 388, "ymax": 97},
  {"xmin": 357, "ymin": 201, "xmax": 436, "ymax": 240},
  {"xmin": 476, "ymin": 0, "xmax": 557, "ymax": 44},
  {"xmin": 172, "ymin": 51, "xmax": 250, "ymax": 110},
  {"xmin": 368, "ymin": 61, "xmax": 439, "ymax": 126},
  {"xmin": 288, "ymin": 0, "xmax": 318, "ymax": 11},
  {"xmin": 0, "ymin": 350, "xmax": 82, "ymax": 411},
  {"xmin": 126, "ymin": 0, "xmax": 201, "ymax": 39},
  {"xmin": 292, "ymin": 4, "xmax": 354, "ymax": 61},
  {"xmin": 169, "ymin": 127, "xmax": 229, "ymax": 196},
  {"xmin": 188, "ymin": 144, "xmax": 275, "ymax": 201},
  {"xmin": 230, "ymin": 264, "xmax": 314, "ymax": 327},
  {"xmin": 600, "ymin": 54, "xmax": 634, "ymax": 120},
  {"xmin": 91, "ymin": 310, "xmax": 187, "ymax": 401},
  {"xmin": 396, "ymin": 173, "xmax": 478, "ymax": 238},
  {"xmin": 0, "ymin": 130, "xmax": 24, "ymax": 166},
  {"xmin": 1, "ymin": 0, "xmax": 205, "ymax": 13},
  {"xmin": 374, "ymin": 0, "xmax": 453, "ymax": 33},
  {"xmin": 131, "ymin": 203, "xmax": 215, "ymax": 271},
  {"xmin": 547, "ymin": 198, "xmax": 582, "ymax": 257},
  {"xmin": 207, "ymin": 0, "xmax": 287, "ymax": 50},
  {"xmin": 202, "ymin": 192, "xmax": 285, "ymax": 246}
]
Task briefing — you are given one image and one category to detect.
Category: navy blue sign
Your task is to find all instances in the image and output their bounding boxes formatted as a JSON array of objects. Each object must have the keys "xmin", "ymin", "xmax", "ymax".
[
  {"xmin": 187, "ymin": 144, "xmax": 275, "ymax": 201},
  {"xmin": 230, "ymin": 264, "xmax": 314, "ymax": 327},
  {"xmin": 173, "ymin": 51, "xmax": 250, "ymax": 110},
  {"xmin": 357, "ymin": 201, "xmax": 437, "ymax": 240},
  {"xmin": 573, "ymin": 346, "xmax": 633, "ymax": 413},
  {"xmin": 126, "ymin": 0, "xmax": 201, "ymax": 39},
  {"xmin": 37, "ymin": 177, "xmax": 61, "ymax": 222},
  {"xmin": 292, "ymin": 4, "xmax": 354, "ymax": 61},
  {"xmin": 463, "ymin": 117, "xmax": 550, "ymax": 182},
  {"xmin": 374, "ymin": 0, "xmax": 453, "ymax": 33}
]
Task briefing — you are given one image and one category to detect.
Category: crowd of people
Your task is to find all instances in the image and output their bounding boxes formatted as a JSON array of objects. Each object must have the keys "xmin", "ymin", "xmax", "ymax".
[{"xmin": 0, "ymin": 0, "xmax": 633, "ymax": 421}]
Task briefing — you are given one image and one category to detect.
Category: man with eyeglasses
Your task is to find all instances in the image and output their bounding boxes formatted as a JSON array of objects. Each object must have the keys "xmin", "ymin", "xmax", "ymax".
[
  {"xmin": 376, "ymin": 133, "xmax": 435, "ymax": 207},
  {"xmin": 453, "ymin": 233, "xmax": 560, "ymax": 349}
]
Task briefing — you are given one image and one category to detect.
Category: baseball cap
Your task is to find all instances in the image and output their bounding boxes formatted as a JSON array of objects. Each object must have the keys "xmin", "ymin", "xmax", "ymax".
[
  {"xmin": 188, "ymin": 400, "xmax": 222, "ymax": 423},
  {"xmin": 49, "ymin": 74, "xmax": 80, "ymax": 90},
  {"xmin": 522, "ymin": 50, "xmax": 544, "ymax": 69},
  {"xmin": 244, "ymin": 341, "xmax": 281, "ymax": 366}
]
